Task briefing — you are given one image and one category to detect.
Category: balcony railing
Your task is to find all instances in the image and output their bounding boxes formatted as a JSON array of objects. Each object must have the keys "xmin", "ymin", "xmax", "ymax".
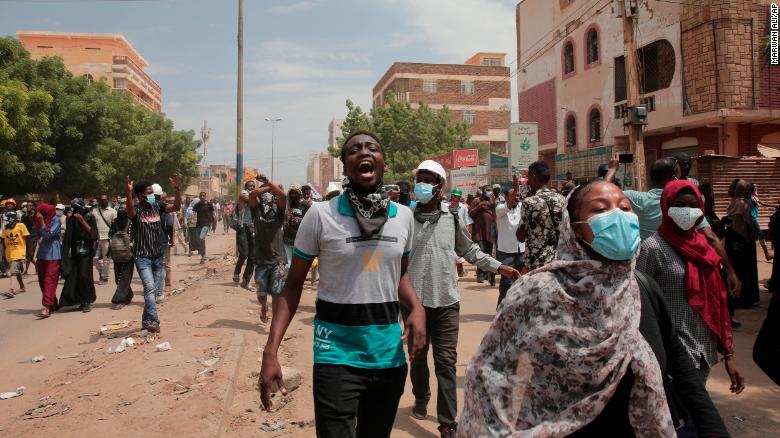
[{"xmin": 112, "ymin": 55, "xmax": 162, "ymax": 95}]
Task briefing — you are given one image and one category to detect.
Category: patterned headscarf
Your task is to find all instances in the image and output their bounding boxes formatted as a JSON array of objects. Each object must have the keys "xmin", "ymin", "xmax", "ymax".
[{"xmin": 459, "ymin": 193, "xmax": 674, "ymax": 437}]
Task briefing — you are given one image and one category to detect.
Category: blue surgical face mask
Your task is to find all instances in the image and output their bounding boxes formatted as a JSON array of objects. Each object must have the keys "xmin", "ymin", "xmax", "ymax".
[
  {"xmin": 575, "ymin": 208, "xmax": 640, "ymax": 261},
  {"xmin": 145, "ymin": 194, "xmax": 156, "ymax": 204},
  {"xmin": 413, "ymin": 183, "xmax": 437, "ymax": 204}
]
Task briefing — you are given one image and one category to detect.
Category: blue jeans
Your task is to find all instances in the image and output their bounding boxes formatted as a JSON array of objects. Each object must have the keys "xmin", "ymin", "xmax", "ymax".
[
  {"xmin": 136, "ymin": 255, "xmax": 164, "ymax": 325},
  {"xmin": 155, "ymin": 250, "xmax": 166, "ymax": 297},
  {"xmin": 496, "ymin": 250, "xmax": 524, "ymax": 308},
  {"xmin": 198, "ymin": 226, "xmax": 210, "ymax": 259}
]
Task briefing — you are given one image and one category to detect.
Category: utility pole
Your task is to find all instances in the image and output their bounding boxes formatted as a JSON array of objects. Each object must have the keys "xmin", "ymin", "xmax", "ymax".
[
  {"xmin": 621, "ymin": 0, "xmax": 647, "ymax": 191},
  {"xmin": 236, "ymin": 0, "xmax": 244, "ymax": 197},
  {"xmin": 265, "ymin": 117, "xmax": 282, "ymax": 181},
  {"xmin": 200, "ymin": 120, "xmax": 211, "ymax": 177}
]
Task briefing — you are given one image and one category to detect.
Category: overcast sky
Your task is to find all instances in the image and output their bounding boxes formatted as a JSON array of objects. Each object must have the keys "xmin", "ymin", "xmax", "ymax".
[{"xmin": 1, "ymin": 0, "xmax": 517, "ymax": 186}]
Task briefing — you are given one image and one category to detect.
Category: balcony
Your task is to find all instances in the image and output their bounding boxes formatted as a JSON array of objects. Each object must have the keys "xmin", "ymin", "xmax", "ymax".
[{"xmin": 112, "ymin": 55, "xmax": 162, "ymax": 101}]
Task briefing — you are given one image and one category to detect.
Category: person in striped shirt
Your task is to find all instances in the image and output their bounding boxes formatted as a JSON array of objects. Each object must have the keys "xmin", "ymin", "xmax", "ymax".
[{"xmin": 125, "ymin": 174, "xmax": 181, "ymax": 334}]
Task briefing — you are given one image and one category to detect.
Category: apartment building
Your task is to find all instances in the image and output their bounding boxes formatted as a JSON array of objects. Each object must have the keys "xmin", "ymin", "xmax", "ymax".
[
  {"xmin": 17, "ymin": 31, "xmax": 162, "ymax": 112},
  {"xmin": 373, "ymin": 52, "xmax": 511, "ymax": 155}
]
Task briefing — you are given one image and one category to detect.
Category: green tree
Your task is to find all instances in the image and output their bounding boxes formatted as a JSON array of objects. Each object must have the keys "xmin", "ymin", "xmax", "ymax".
[
  {"xmin": 333, "ymin": 93, "xmax": 474, "ymax": 182},
  {"xmin": 0, "ymin": 36, "xmax": 201, "ymax": 196}
]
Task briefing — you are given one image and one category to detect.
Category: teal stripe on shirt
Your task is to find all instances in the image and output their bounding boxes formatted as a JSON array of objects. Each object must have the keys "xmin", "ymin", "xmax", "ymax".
[
  {"xmin": 293, "ymin": 246, "xmax": 316, "ymax": 261},
  {"xmin": 313, "ymin": 318, "xmax": 406, "ymax": 369}
]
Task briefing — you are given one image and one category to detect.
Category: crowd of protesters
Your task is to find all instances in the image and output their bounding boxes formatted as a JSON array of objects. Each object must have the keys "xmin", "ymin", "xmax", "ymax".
[{"xmin": 2, "ymin": 130, "xmax": 778, "ymax": 437}]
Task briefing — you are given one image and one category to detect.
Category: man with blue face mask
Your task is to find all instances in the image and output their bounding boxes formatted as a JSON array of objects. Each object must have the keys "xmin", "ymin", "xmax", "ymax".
[
  {"xmin": 125, "ymin": 175, "xmax": 182, "ymax": 334},
  {"xmin": 407, "ymin": 160, "xmax": 520, "ymax": 437}
]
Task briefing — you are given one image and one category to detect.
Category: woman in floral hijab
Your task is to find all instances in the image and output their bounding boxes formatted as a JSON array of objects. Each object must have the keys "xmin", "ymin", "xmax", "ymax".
[{"xmin": 460, "ymin": 180, "xmax": 674, "ymax": 437}]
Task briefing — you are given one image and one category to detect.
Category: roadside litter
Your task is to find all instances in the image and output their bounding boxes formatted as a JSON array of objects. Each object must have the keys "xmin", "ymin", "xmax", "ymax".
[
  {"xmin": 0, "ymin": 387, "xmax": 25, "ymax": 400},
  {"xmin": 155, "ymin": 342, "xmax": 172, "ymax": 352},
  {"xmin": 21, "ymin": 397, "xmax": 70, "ymax": 420},
  {"xmin": 106, "ymin": 337, "xmax": 136, "ymax": 354},
  {"xmin": 30, "ymin": 355, "xmax": 45, "ymax": 363},
  {"xmin": 56, "ymin": 353, "xmax": 80, "ymax": 360},
  {"xmin": 100, "ymin": 320, "xmax": 132, "ymax": 335},
  {"xmin": 193, "ymin": 304, "xmax": 214, "ymax": 314},
  {"xmin": 260, "ymin": 421, "xmax": 286, "ymax": 432}
]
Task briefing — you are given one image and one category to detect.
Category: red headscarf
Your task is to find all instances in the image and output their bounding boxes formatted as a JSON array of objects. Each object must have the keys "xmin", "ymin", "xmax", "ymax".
[
  {"xmin": 658, "ymin": 180, "xmax": 732, "ymax": 351},
  {"xmin": 37, "ymin": 204, "xmax": 57, "ymax": 232}
]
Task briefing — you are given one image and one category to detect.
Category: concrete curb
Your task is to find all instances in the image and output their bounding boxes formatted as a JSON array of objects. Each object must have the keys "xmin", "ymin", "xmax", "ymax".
[{"xmin": 214, "ymin": 332, "xmax": 246, "ymax": 438}]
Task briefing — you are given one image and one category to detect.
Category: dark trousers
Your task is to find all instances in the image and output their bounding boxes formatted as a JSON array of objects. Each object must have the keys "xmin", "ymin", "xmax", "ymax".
[
  {"xmin": 188, "ymin": 226, "xmax": 198, "ymax": 252},
  {"xmin": 496, "ymin": 250, "xmax": 524, "ymax": 308},
  {"xmin": 476, "ymin": 240, "xmax": 494, "ymax": 283},
  {"xmin": 313, "ymin": 364, "xmax": 407, "ymax": 438},
  {"xmin": 111, "ymin": 260, "xmax": 134, "ymax": 304},
  {"xmin": 410, "ymin": 303, "xmax": 459, "ymax": 428},
  {"xmin": 234, "ymin": 226, "xmax": 255, "ymax": 282}
]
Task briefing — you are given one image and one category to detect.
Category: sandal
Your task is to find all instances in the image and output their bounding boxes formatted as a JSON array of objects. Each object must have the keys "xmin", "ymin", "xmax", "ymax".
[
  {"xmin": 2, "ymin": 291, "xmax": 15, "ymax": 299},
  {"xmin": 37, "ymin": 308, "xmax": 51, "ymax": 318}
]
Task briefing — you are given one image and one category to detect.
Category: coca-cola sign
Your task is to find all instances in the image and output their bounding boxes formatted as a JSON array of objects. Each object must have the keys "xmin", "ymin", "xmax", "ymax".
[{"xmin": 431, "ymin": 149, "xmax": 478, "ymax": 170}]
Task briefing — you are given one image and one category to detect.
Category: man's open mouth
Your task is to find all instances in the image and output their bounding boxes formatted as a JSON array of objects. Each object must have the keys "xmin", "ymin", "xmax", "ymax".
[{"xmin": 358, "ymin": 160, "xmax": 375, "ymax": 177}]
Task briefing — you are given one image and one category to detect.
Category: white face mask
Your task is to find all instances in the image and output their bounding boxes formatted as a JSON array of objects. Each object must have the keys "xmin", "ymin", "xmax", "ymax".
[{"xmin": 667, "ymin": 207, "xmax": 702, "ymax": 231}]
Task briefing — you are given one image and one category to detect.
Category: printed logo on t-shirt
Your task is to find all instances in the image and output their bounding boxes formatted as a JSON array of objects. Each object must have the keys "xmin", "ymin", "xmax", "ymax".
[
  {"xmin": 314, "ymin": 322, "xmax": 332, "ymax": 351},
  {"xmin": 140, "ymin": 212, "xmax": 160, "ymax": 223},
  {"xmin": 346, "ymin": 235, "xmax": 398, "ymax": 244},
  {"xmin": 362, "ymin": 251, "xmax": 382, "ymax": 272}
]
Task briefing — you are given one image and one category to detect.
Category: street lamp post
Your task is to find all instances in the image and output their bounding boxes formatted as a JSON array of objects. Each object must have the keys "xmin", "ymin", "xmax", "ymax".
[{"xmin": 264, "ymin": 117, "xmax": 282, "ymax": 181}]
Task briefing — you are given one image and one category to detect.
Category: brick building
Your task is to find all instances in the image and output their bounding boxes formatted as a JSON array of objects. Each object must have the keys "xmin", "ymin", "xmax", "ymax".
[
  {"xmin": 372, "ymin": 52, "xmax": 511, "ymax": 156},
  {"xmin": 17, "ymin": 31, "xmax": 162, "ymax": 112},
  {"xmin": 516, "ymin": 0, "xmax": 780, "ymax": 180}
]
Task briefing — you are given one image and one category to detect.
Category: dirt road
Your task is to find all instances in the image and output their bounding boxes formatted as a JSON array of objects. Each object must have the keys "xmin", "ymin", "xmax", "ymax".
[{"xmin": 0, "ymin": 233, "xmax": 777, "ymax": 437}]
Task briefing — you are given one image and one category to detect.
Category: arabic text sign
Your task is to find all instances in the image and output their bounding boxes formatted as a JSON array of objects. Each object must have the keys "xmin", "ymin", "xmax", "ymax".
[
  {"xmin": 448, "ymin": 166, "xmax": 479, "ymax": 194},
  {"xmin": 509, "ymin": 122, "xmax": 539, "ymax": 174}
]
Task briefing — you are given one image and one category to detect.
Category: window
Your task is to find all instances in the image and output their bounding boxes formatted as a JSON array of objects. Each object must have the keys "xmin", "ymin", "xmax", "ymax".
[
  {"xmin": 614, "ymin": 39, "xmax": 675, "ymax": 102},
  {"xmin": 482, "ymin": 57, "xmax": 501, "ymax": 66},
  {"xmin": 85, "ymin": 47, "xmax": 101, "ymax": 51},
  {"xmin": 586, "ymin": 28, "xmax": 599, "ymax": 65},
  {"xmin": 565, "ymin": 114, "xmax": 577, "ymax": 148},
  {"xmin": 463, "ymin": 110, "xmax": 476, "ymax": 125},
  {"xmin": 461, "ymin": 80, "xmax": 475, "ymax": 95},
  {"xmin": 423, "ymin": 79, "xmax": 437, "ymax": 93},
  {"xmin": 37, "ymin": 45, "xmax": 53, "ymax": 49},
  {"xmin": 563, "ymin": 41, "xmax": 575, "ymax": 76},
  {"xmin": 589, "ymin": 108, "xmax": 601, "ymax": 144},
  {"xmin": 113, "ymin": 77, "xmax": 128, "ymax": 89},
  {"xmin": 83, "ymin": 74, "xmax": 94, "ymax": 84}
]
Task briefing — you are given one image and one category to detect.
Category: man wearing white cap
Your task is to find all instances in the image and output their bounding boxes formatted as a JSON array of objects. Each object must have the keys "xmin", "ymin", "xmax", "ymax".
[
  {"xmin": 406, "ymin": 160, "xmax": 520, "ymax": 437},
  {"xmin": 91, "ymin": 194, "xmax": 117, "ymax": 284}
]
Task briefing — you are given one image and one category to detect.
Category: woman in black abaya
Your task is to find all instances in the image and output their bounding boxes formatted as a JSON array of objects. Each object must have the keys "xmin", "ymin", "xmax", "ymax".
[{"xmin": 59, "ymin": 198, "xmax": 98, "ymax": 312}]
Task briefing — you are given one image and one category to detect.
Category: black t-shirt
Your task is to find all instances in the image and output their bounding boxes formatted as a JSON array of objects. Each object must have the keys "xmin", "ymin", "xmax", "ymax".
[
  {"xmin": 193, "ymin": 201, "xmax": 215, "ymax": 227},
  {"xmin": 283, "ymin": 201, "xmax": 309, "ymax": 246},
  {"xmin": 252, "ymin": 204, "xmax": 286, "ymax": 265}
]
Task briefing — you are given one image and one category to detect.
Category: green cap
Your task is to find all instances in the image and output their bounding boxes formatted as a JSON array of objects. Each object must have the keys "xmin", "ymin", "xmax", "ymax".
[{"xmin": 451, "ymin": 188, "xmax": 463, "ymax": 197}]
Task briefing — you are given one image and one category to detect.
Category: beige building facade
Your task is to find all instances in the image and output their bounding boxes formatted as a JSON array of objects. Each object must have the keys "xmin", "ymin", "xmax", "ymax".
[{"xmin": 17, "ymin": 31, "xmax": 162, "ymax": 112}]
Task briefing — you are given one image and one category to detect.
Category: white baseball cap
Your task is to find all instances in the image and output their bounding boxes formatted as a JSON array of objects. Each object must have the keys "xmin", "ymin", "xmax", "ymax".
[
  {"xmin": 325, "ymin": 183, "xmax": 341, "ymax": 195},
  {"xmin": 152, "ymin": 183, "xmax": 164, "ymax": 196},
  {"xmin": 416, "ymin": 160, "xmax": 447, "ymax": 184},
  {"xmin": 55, "ymin": 204, "xmax": 65, "ymax": 210}
]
